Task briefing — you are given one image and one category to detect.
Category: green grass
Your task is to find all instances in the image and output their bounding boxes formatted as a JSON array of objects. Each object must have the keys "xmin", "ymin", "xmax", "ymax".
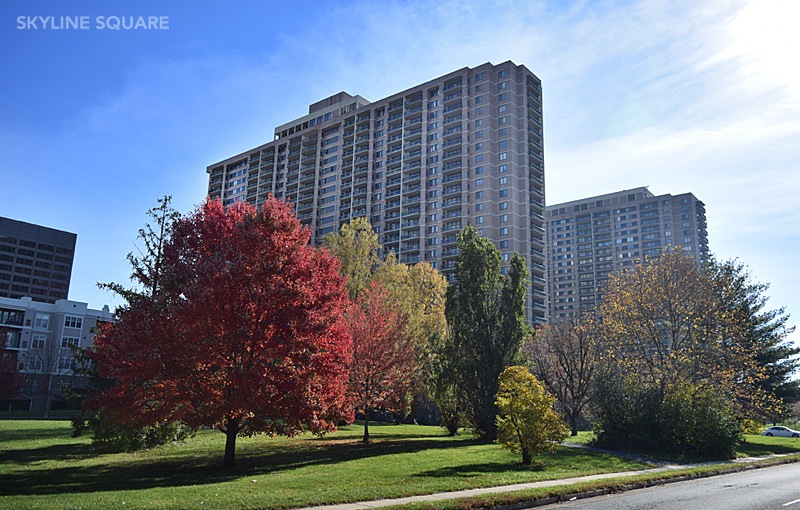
[
  {"xmin": 738, "ymin": 433, "xmax": 800, "ymax": 457},
  {"xmin": 562, "ymin": 430, "xmax": 594, "ymax": 445},
  {"xmin": 382, "ymin": 455, "xmax": 800, "ymax": 510},
  {"xmin": 0, "ymin": 420, "xmax": 650, "ymax": 510}
]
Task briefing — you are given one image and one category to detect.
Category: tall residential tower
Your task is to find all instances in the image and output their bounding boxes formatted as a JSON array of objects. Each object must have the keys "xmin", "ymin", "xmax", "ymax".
[
  {"xmin": 206, "ymin": 61, "xmax": 547, "ymax": 322},
  {"xmin": 546, "ymin": 187, "xmax": 708, "ymax": 320}
]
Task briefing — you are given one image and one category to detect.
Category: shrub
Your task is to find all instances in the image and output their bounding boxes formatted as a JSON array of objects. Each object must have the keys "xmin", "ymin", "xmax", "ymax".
[
  {"xmin": 72, "ymin": 414, "xmax": 192, "ymax": 452},
  {"xmin": 495, "ymin": 366, "xmax": 569, "ymax": 464}
]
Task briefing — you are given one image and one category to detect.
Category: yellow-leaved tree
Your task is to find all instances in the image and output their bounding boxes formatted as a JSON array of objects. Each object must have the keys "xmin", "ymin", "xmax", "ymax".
[{"xmin": 495, "ymin": 366, "xmax": 568, "ymax": 465}]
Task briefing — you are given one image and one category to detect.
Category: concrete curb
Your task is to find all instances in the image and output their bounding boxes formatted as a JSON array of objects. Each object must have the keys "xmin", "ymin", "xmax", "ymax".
[{"xmin": 298, "ymin": 453, "xmax": 800, "ymax": 510}]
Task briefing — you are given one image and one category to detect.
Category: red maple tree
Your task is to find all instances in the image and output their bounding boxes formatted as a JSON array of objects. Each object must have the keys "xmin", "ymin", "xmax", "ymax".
[
  {"xmin": 89, "ymin": 197, "xmax": 353, "ymax": 466},
  {"xmin": 346, "ymin": 282, "xmax": 419, "ymax": 443}
]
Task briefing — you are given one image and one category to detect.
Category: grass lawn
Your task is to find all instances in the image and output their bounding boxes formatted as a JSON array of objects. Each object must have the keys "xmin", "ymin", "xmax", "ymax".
[
  {"xmin": 0, "ymin": 420, "xmax": 650, "ymax": 510},
  {"xmin": 738, "ymin": 433, "xmax": 800, "ymax": 457}
]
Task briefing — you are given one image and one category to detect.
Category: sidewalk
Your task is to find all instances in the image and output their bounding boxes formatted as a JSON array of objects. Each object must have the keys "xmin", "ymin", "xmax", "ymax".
[{"xmin": 299, "ymin": 447, "xmax": 795, "ymax": 510}]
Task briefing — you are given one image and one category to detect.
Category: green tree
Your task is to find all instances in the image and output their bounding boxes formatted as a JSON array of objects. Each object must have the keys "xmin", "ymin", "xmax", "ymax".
[
  {"xmin": 444, "ymin": 226, "xmax": 529, "ymax": 440},
  {"xmin": 496, "ymin": 366, "xmax": 568, "ymax": 465},
  {"xmin": 71, "ymin": 196, "xmax": 188, "ymax": 448},
  {"xmin": 323, "ymin": 217, "xmax": 380, "ymax": 299},
  {"xmin": 709, "ymin": 258, "xmax": 800, "ymax": 416},
  {"xmin": 99, "ymin": 195, "xmax": 180, "ymax": 302}
]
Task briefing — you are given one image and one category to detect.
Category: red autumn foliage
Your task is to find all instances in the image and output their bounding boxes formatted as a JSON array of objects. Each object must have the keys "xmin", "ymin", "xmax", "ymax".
[
  {"xmin": 346, "ymin": 282, "xmax": 419, "ymax": 442},
  {"xmin": 88, "ymin": 197, "xmax": 352, "ymax": 466}
]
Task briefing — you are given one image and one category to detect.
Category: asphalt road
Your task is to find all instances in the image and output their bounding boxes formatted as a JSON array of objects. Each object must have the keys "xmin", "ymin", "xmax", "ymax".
[{"xmin": 537, "ymin": 462, "xmax": 800, "ymax": 509}]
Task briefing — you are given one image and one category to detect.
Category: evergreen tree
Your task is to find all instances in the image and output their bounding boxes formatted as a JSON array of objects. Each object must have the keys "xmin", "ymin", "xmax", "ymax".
[
  {"xmin": 444, "ymin": 226, "xmax": 529, "ymax": 440},
  {"xmin": 709, "ymin": 258, "xmax": 800, "ymax": 415}
]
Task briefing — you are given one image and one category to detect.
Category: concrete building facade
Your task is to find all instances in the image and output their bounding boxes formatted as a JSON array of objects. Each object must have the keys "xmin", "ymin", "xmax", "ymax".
[
  {"xmin": 546, "ymin": 187, "xmax": 708, "ymax": 320},
  {"xmin": 206, "ymin": 61, "xmax": 547, "ymax": 322},
  {"xmin": 0, "ymin": 217, "xmax": 76, "ymax": 304},
  {"xmin": 0, "ymin": 296, "xmax": 113, "ymax": 411}
]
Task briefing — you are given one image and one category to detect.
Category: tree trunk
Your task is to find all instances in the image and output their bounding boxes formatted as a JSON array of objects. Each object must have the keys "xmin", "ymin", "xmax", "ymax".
[
  {"xmin": 43, "ymin": 375, "xmax": 52, "ymax": 418},
  {"xmin": 521, "ymin": 447, "xmax": 532, "ymax": 465},
  {"xmin": 363, "ymin": 410, "xmax": 370, "ymax": 443},
  {"xmin": 570, "ymin": 411, "xmax": 579, "ymax": 436},
  {"xmin": 222, "ymin": 417, "xmax": 240, "ymax": 468}
]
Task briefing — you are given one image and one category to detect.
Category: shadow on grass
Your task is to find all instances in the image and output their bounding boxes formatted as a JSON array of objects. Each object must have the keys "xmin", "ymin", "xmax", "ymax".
[
  {"xmin": 414, "ymin": 461, "xmax": 545, "ymax": 478},
  {"xmin": 737, "ymin": 440, "xmax": 800, "ymax": 457},
  {"xmin": 414, "ymin": 445, "xmax": 646, "ymax": 480},
  {"xmin": 0, "ymin": 436, "xmax": 471, "ymax": 497},
  {"xmin": 0, "ymin": 426, "xmax": 77, "ymax": 445}
]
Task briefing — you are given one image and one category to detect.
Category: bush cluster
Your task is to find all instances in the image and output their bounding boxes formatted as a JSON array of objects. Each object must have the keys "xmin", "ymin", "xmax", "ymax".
[
  {"xmin": 72, "ymin": 416, "xmax": 192, "ymax": 452},
  {"xmin": 593, "ymin": 378, "xmax": 741, "ymax": 459}
]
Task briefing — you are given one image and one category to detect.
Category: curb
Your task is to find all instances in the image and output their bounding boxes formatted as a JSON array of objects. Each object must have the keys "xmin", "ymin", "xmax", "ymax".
[{"xmin": 490, "ymin": 454, "xmax": 800, "ymax": 510}]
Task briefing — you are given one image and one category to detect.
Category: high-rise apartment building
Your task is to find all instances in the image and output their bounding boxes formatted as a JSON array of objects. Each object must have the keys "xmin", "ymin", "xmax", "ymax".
[
  {"xmin": 206, "ymin": 61, "xmax": 547, "ymax": 322},
  {"xmin": 0, "ymin": 217, "xmax": 76, "ymax": 304},
  {"xmin": 546, "ymin": 187, "xmax": 708, "ymax": 319}
]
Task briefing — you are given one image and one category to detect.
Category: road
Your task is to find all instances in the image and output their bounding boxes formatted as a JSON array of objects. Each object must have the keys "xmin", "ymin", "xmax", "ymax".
[{"xmin": 537, "ymin": 462, "xmax": 800, "ymax": 509}]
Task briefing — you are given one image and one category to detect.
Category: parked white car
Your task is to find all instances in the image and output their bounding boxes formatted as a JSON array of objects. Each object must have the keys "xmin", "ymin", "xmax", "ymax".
[{"xmin": 761, "ymin": 426, "xmax": 800, "ymax": 438}]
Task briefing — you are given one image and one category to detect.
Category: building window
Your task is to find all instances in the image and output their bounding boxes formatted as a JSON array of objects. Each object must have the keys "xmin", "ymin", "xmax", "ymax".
[
  {"xmin": 499, "ymin": 202, "xmax": 508, "ymax": 210},
  {"xmin": 500, "ymin": 240, "xmax": 509, "ymax": 249},
  {"xmin": 476, "ymin": 203, "xmax": 484, "ymax": 211},
  {"xmin": 498, "ymin": 105, "xmax": 506, "ymax": 113},
  {"xmin": 32, "ymin": 334, "xmax": 46, "ymax": 349},
  {"xmin": 500, "ymin": 214, "xmax": 509, "ymax": 222},
  {"xmin": 476, "ymin": 191, "xmax": 484, "ymax": 199},
  {"xmin": 34, "ymin": 313, "xmax": 49, "ymax": 330},
  {"xmin": 475, "ymin": 154, "xmax": 484, "ymax": 162},
  {"xmin": 499, "ymin": 164, "xmax": 508, "ymax": 173},
  {"xmin": 499, "ymin": 140, "xmax": 507, "ymax": 148},
  {"xmin": 499, "ymin": 152, "xmax": 508, "ymax": 160},
  {"xmin": 64, "ymin": 316, "xmax": 82, "ymax": 329},
  {"xmin": 499, "ymin": 177, "xmax": 507, "ymax": 185},
  {"xmin": 61, "ymin": 337, "xmax": 80, "ymax": 348},
  {"xmin": 499, "ymin": 189, "xmax": 508, "ymax": 197},
  {"xmin": 500, "ymin": 227, "xmax": 508, "ymax": 235},
  {"xmin": 499, "ymin": 127, "xmax": 508, "ymax": 136},
  {"xmin": 475, "ymin": 166, "xmax": 484, "ymax": 174},
  {"xmin": 498, "ymin": 81, "xmax": 507, "ymax": 89},
  {"xmin": 498, "ymin": 116, "xmax": 507, "ymax": 124},
  {"xmin": 475, "ymin": 95, "xmax": 483, "ymax": 104},
  {"xmin": 475, "ymin": 119, "xmax": 484, "ymax": 127},
  {"xmin": 475, "ymin": 130, "xmax": 484, "ymax": 139},
  {"xmin": 476, "ymin": 216, "xmax": 484, "ymax": 224}
]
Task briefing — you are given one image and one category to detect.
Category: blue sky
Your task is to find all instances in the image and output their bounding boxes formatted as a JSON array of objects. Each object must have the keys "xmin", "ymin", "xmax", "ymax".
[{"xmin": 1, "ymin": 0, "xmax": 798, "ymax": 346}]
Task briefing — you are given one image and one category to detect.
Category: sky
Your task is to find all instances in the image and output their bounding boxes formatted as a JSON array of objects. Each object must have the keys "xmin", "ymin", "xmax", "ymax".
[{"xmin": 1, "ymin": 0, "xmax": 798, "ymax": 346}]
